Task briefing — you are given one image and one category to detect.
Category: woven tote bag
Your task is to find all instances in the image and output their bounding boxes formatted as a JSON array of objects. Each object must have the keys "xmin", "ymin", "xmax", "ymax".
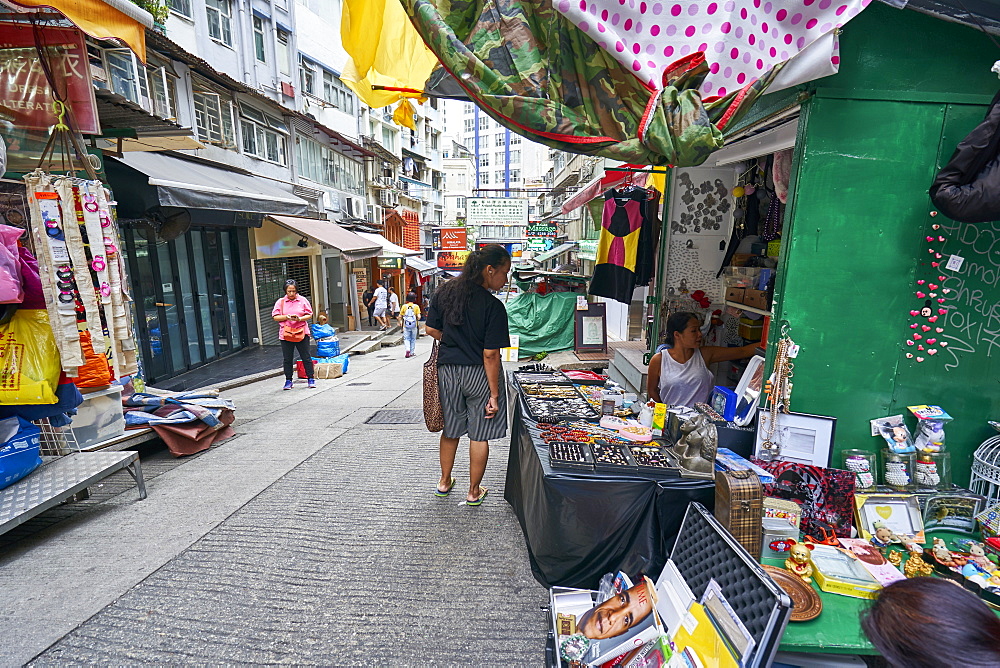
[{"xmin": 423, "ymin": 340, "xmax": 444, "ymax": 432}]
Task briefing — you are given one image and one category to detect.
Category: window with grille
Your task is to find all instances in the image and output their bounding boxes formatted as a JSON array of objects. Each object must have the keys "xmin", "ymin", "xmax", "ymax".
[
  {"xmin": 495, "ymin": 134, "xmax": 505, "ymax": 147},
  {"xmin": 464, "ymin": 118, "xmax": 473, "ymax": 133},
  {"xmin": 104, "ymin": 48, "xmax": 149, "ymax": 106},
  {"xmin": 478, "ymin": 116, "xmax": 488, "ymax": 131},
  {"xmin": 480, "ymin": 172, "xmax": 489, "ymax": 185},
  {"xmin": 510, "ymin": 150, "xmax": 520, "ymax": 165},
  {"xmin": 479, "ymin": 154, "xmax": 489, "ymax": 168},
  {"xmin": 206, "ymin": 0, "xmax": 233, "ymax": 46},
  {"xmin": 193, "ymin": 89, "xmax": 235, "ymax": 147},
  {"xmin": 256, "ymin": 257, "xmax": 312, "ymax": 345},
  {"xmin": 148, "ymin": 63, "xmax": 176, "ymax": 120},
  {"xmin": 510, "ymin": 134, "xmax": 521, "ymax": 145}
]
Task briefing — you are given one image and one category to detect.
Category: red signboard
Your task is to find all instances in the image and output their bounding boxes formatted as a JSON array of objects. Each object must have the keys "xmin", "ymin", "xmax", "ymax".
[
  {"xmin": 0, "ymin": 23, "xmax": 99, "ymax": 135},
  {"xmin": 439, "ymin": 227, "xmax": 467, "ymax": 251}
]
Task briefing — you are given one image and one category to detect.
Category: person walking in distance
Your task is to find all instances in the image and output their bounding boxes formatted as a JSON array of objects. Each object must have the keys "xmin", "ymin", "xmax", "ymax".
[
  {"xmin": 425, "ymin": 245, "xmax": 511, "ymax": 506},
  {"xmin": 362, "ymin": 286, "xmax": 375, "ymax": 327},
  {"xmin": 389, "ymin": 286, "xmax": 401, "ymax": 320},
  {"xmin": 369, "ymin": 280, "xmax": 389, "ymax": 330},
  {"xmin": 272, "ymin": 279, "xmax": 315, "ymax": 390},
  {"xmin": 398, "ymin": 291, "xmax": 421, "ymax": 358}
]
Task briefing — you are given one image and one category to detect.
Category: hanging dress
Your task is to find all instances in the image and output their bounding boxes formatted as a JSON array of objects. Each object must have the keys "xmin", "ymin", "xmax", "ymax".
[{"xmin": 589, "ymin": 187, "xmax": 646, "ymax": 304}]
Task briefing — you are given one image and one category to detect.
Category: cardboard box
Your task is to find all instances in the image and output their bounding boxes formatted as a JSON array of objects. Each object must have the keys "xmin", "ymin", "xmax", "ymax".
[
  {"xmin": 725, "ymin": 287, "xmax": 745, "ymax": 303},
  {"xmin": 743, "ymin": 289, "xmax": 769, "ymax": 310}
]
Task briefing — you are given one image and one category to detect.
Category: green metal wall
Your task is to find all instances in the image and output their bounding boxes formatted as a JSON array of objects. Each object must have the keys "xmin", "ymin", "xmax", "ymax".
[{"xmin": 773, "ymin": 3, "xmax": 1000, "ymax": 485}]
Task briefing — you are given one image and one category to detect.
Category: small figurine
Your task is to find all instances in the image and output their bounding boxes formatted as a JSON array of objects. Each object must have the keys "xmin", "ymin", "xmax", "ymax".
[
  {"xmin": 784, "ymin": 540, "xmax": 816, "ymax": 583},
  {"xmin": 903, "ymin": 547, "xmax": 935, "ymax": 578},
  {"xmin": 870, "ymin": 521, "xmax": 896, "ymax": 549},
  {"xmin": 968, "ymin": 542, "xmax": 996, "ymax": 572},
  {"xmin": 931, "ymin": 537, "xmax": 967, "ymax": 569},
  {"xmin": 887, "ymin": 550, "xmax": 903, "ymax": 568},
  {"xmin": 986, "ymin": 571, "xmax": 1000, "ymax": 594}
]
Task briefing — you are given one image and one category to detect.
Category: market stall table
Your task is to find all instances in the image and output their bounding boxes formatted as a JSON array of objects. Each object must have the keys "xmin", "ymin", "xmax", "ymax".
[
  {"xmin": 504, "ymin": 391, "xmax": 714, "ymax": 589},
  {"xmin": 0, "ymin": 451, "xmax": 146, "ymax": 536}
]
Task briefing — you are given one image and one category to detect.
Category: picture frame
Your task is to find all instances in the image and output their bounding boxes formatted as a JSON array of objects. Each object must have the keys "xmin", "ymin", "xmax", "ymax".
[
  {"xmin": 923, "ymin": 492, "xmax": 987, "ymax": 534},
  {"xmin": 754, "ymin": 409, "xmax": 837, "ymax": 467},
  {"xmin": 574, "ymin": 302, "xmax": 607, "ymax": 353},
  {"xmin": 854, "ymin": 493, "xmax": 925, "ymax": 543}
]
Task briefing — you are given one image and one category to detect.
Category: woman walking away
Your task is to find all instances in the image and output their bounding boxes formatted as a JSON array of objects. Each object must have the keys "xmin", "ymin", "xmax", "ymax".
[
  {"xmin": 399, "ymin": 292, "xmax": 421, "ymax": 358},
  {"xmin": 389, "ymin": 286, "xmax": 401, "ymax": 319},
  {"xmin": 425, "ymin": 244, "xmax": 511, "ymax": 506},
  {"xmin": 272, "ymin": 279, "xmax": 315, "ymax": 390}
]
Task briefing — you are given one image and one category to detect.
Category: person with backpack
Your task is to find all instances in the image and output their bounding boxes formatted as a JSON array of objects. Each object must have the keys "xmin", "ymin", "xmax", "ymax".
[{"xmin": 398, "ymin": 292, "xmax": 421, "ymax": 358}]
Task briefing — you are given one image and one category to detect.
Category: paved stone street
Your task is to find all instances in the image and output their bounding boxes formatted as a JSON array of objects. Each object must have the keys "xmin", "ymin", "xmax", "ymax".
[{"xmin": 0, "ymin": 336, "xmax": 549, "ymax": 666}]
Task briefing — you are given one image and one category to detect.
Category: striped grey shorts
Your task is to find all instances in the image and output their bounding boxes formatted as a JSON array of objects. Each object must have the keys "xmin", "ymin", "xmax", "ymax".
[{"xmin": 438, "ymin": 364, "xmax": 508, "ymax": 441}]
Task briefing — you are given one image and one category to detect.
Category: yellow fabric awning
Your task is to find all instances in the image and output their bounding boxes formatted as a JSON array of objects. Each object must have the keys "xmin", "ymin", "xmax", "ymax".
[
  {"xmin": 339, "ymin": 0, "xmax": 438, "ymax": 110},
  {"xmin": 3, "ymin": 0, "xmax": 151, "ymax": 59}
]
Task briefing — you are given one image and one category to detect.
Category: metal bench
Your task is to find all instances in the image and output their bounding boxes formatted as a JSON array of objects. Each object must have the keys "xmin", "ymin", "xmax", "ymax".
[{"xmin": 0, "ymin": 451, "xmax": 146, "ymax": 536}]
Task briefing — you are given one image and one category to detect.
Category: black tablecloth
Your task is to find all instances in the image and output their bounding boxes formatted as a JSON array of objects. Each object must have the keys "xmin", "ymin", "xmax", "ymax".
[{"xmin": 504, "ymin": 395, "xmax": 715, "ymax": 589}]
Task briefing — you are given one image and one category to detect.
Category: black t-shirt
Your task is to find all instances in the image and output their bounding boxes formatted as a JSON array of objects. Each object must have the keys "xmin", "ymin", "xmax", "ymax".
[{"xmin": 427, "ymin": 283, "xmax": 510, "ymax": 366}]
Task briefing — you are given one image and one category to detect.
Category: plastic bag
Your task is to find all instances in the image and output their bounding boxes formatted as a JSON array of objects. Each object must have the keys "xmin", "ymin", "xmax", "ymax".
[
  {"xmin": 0, "ymin": 416, "xmax": 42, "ymax": 490},
  {"xmin": 330, "ymin": 353, "xmax": 349, "ymax": 373},
  {"xmin": 0, "ymin": 224, "xmax": 23, "ymax": 304},
  {"xmin": 310, "ymin": 323, "xmax": 337, "ymax": 340},
  {"xmin": 316, "ymin": 339, "xmax": 340, "ymax": 358},
  {"xmin": 76, "ymin": 330, "xmax": 113, "ymax": 388},
  {"xmin": 0, "ymin": 309, "xmax": 61, "ymax": 404}
]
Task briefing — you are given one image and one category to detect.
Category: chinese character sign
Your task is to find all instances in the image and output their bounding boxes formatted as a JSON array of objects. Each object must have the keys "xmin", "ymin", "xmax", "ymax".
[
  {"xmin": 467, "ymin": 198, "xmax": 529, "ymax": 227},
  {"xmin": 0, "ymin": 23, "xmax": 99, "ymax": 135}
]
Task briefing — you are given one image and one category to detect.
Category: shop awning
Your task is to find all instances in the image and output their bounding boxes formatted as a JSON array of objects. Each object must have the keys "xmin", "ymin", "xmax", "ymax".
[
  {"xmin": 533, "ymin": 242, "xmax": 577, "ymax": 264},
  {"xmin": 266, "ymin": 215, "xmax": 382, "ymax": 262},
  {"xmin": 1, "ymin": 0, "xmax": 152, "ymax": 58},
  {"xmin": 406, "ymin": 256, "xmax": 437, "ymax": 276},
  {"xmin": 110, "ymin": 152, "xmax": 309, "ymax": 216},
  {"xmin": 356, "ymin": 232, "xmax": 421, "ymax": 257}
]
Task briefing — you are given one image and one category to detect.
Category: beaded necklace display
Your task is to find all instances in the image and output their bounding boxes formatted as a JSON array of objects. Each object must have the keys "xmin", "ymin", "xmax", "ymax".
[{"xmin": 759, "ymin": 327, "xmax": 796, "ymax": 460}]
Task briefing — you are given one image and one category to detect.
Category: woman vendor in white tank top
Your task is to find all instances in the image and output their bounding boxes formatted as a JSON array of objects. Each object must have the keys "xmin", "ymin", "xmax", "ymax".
[{"xmin": 646, "ymin": 311, "xmax": 760, "ymax": 408}]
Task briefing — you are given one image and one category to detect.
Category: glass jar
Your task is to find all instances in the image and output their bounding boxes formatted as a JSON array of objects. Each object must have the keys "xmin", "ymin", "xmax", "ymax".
[
  {"xmin": 882, "ymin": 448, "xmax": 916, "ymax": 492},
  {"xmin": 915, "ymin": 451, "xmax": 951, "ymax": 491},
  {"xmin": 842, "ymin": 449, "xmax": 877, "ymax": 493}
]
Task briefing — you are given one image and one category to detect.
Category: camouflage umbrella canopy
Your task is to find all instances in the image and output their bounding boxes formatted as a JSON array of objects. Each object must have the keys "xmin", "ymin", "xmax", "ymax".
[{"xmin": 403, "ymin": 0, "xmax": 779, "ymax": 167}]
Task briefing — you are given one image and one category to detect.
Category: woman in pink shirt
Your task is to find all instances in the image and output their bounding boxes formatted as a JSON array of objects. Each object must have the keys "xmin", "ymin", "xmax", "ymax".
[{"xmin": 272, "ymin": 279, "xmax": 315, "ymax": 390}]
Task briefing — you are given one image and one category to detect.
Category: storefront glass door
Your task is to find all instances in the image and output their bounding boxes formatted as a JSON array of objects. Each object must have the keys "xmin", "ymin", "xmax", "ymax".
[{"xmin": 124, "ymin": 225, "xmax": 248, "ymax": 383}]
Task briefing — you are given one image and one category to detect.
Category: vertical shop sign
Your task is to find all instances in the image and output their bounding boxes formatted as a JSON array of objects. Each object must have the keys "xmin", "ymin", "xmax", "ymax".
[
  {"xmin": 352, "ymin": 268, "xmax": 369, "ymax": 293},
  {"xmin": 0, "ymin": 23, "xmax": 99, "ymax": 134}
]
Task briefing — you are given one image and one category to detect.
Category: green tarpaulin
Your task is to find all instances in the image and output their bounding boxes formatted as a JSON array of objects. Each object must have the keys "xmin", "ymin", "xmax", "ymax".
[{"xmin": 504, "ymin": 292, "xmax": 577, "ymax": 358}]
